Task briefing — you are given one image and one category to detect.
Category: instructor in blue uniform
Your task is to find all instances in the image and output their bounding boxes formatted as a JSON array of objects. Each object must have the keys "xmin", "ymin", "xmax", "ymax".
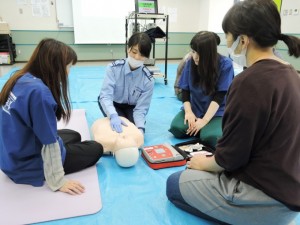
[
  {"xmin": 98, "ymin": 32, "xmax": 154, "ymax": 135},
  {"xmin": 0, "ymin": 39, "xmax": 103, "ymax": 195}
]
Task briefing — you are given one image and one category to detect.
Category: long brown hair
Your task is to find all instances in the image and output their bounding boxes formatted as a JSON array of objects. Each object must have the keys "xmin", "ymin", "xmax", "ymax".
[
  {"xmin": 190, "ymin": 31, "xmax": 220, "ymax": 96},
  {"xmin": 0, "ymin": 38, "xmax": 77, "ymax": 122}
]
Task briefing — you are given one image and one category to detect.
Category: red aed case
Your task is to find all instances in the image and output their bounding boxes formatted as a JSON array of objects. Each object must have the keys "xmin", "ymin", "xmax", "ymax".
[{"xmin": 141, "ymin": 143, "xmax": 187, "ymax": 169}]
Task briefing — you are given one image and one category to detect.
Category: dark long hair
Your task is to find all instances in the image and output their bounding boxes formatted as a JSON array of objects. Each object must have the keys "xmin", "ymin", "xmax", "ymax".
[
  {"xmin": 128, "ymin": 32, "xmax": 152, "ymax": 58},
  {"xmin": 0, "ymin": 38, "xmax": 77, "ymax": 122},
  {"xmin": 190, "ymin": 31, "xmax": 220, "ymax": 96},
  {"xmin": 222, "ymin": 0, "xmax": 300, "ymax": 57}
]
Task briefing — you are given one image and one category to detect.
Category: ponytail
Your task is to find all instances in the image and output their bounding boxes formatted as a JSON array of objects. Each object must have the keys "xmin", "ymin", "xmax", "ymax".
[{"xmin": 280, "ymin": 34, "xmax": 300, "ymax": 58}]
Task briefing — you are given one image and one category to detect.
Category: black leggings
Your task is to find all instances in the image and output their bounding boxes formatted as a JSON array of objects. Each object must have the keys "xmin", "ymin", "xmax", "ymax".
[{"xmin": 58, "ymin": 129, "xmax": 103, "ymax": 174}]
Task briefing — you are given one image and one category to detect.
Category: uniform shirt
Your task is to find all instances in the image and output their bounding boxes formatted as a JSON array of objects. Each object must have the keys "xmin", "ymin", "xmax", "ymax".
[
  {"xmin": 99, "ymin": 59, "xmax": 155, "ymax": 130},
  {"xmin": 0, "ymin": 73, "xmax": 66, "ymax": 187},
  {"xmin": 215, "ymin": 60, "xmax": 300, "ymax": 211},
  {"xmin": 178, "ymin": 56, "xmax": 234, "ymax": 118}
]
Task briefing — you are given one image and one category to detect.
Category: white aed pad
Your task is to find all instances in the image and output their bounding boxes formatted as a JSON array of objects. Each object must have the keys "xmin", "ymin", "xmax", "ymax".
[{"xmin": 142, "ymin": 143, "xmax": 184, "ymax": 163}]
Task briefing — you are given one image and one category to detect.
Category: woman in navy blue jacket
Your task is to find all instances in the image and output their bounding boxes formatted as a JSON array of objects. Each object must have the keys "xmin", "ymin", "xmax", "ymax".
[
  {"xmin": 169, "ymin": 31, "xmax": 234, "ymax": 148},
  {"xmin": 0, "ymin": 38, "xmax": 103, "ymax": 195}
]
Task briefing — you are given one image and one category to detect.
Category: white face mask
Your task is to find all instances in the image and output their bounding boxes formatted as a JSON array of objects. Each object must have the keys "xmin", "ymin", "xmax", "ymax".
[
  {"xmin": 227, "ymin": 36, "xmax": 247, "ymax": 67},
  {"xmin": 128, "ymin": 56, "xmax": 144, "ymax": 69}
]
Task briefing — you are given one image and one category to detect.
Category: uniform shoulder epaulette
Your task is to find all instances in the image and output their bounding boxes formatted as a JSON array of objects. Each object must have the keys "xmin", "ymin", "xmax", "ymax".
[
  {"xmin": 142, "ymin": 66, "xmax": 154, "ymax": 81},
  {"xmin": 111, "ymin": 59, "xmax": 126, "ymax": 67}
]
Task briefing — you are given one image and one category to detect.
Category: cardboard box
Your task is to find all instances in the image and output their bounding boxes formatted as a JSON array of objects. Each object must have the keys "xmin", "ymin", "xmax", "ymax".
[
  {"xmin": 0, "ymin": 22, "xmax": 10, "ymax": 34},
  {"xmin": 0, "ymin": 52, "xmax": 11, "ymax": 64}
]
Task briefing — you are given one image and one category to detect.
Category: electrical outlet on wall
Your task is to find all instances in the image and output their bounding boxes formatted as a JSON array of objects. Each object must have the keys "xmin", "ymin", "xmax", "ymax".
[
  {"xmin": 110, "ymin": 49, "xmax": 114, "ymax": 59},
  {"xmin": 18, "ymin": 49, "xmax": 21, "ymax": 55}
]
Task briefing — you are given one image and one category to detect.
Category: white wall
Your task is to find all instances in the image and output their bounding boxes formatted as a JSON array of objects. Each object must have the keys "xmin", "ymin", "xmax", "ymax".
[
  {"xmin": 159, "ymin": 0, "xmax": 202, "ymax": 32},
  {"xmin": 207, "ymin": 0, "xmax": 233, "ymax": 33},
  {"xmin": 0, "ymin": 0, "xmax": 57, "ymax": 30},
  {"xmin": 0, "ymin": 0, "xmax": 299, "ymax": 34},
  {"xmin": 72, "ymin": 0, "xmax": 134, "ymax": 44},
  {"xmin": 159, "ymin": 0, "xmax": 232, "ymax": 33},
  {"xmin": 198, "ymin": 0, "xmax": 210, "ymax": 31},
  {"xmin": 281, "ymin": 0, "xmax": 300, "ymax": 33},
  {"xmin": 56, "ymin": 0, "xmax": 73, "ymax": 27}
]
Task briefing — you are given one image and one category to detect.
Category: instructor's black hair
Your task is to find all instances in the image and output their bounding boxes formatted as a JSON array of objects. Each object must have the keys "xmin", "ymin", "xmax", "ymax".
[{"xmin": 128, "ymin": 32, "xmax": 152, "ymax": 58}]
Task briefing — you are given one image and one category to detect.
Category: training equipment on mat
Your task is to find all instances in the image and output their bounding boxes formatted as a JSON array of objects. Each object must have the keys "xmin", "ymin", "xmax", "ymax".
[
  {"xmin": 142, "ymin": 143, "xmax": 187, "ymax": 169},
  {"xmin": 115, "ymin": 146, "xmax": 140, "ymax": 167}
]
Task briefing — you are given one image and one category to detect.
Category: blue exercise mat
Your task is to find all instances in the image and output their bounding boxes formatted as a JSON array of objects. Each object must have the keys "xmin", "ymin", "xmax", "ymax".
[{"xmin": 1, "ymin": 64, "xmax": 299, "ymax": 225}]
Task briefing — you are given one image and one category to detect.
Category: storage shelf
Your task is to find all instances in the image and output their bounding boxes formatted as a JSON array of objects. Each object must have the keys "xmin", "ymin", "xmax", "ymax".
[
  {"xmin": 133, "ymin": 13, "xmax": 167, "ymax": 20},
  {"xmin": 125, "ymin": 13, "xmax": 169, "ymax": 85},
  {"xmin": 0, "ymin": 34, "xmax": 16, "ymax": 65}
]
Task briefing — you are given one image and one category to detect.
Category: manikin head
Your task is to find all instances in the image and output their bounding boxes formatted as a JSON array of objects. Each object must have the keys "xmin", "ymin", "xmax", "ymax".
[{"xmin": 114, "ymin": 147, "xmax": 139, "ymax": 167}]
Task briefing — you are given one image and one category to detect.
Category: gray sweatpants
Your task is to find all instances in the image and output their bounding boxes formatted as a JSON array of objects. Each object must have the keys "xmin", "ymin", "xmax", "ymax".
[{"xmin": 179, "ymin": 169, "xmax": 298, "ymax": 225}]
